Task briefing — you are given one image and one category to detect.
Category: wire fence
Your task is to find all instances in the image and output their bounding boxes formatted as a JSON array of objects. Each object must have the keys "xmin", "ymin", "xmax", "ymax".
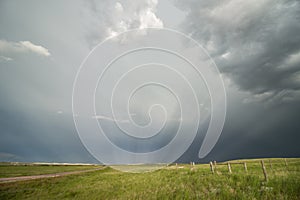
[{"xmin": 169, "ymin": 158, "xmax": 300, "ymax": 181}]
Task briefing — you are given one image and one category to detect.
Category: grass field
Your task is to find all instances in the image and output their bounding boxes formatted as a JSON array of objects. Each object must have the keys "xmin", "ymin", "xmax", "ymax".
[
  {"xmin": 0, "ymin": 164, "xmax": 100, "ymax": 178},
  {"xmin": 0, "ymin": 158, "xmax": 299, "ymax": 199}
]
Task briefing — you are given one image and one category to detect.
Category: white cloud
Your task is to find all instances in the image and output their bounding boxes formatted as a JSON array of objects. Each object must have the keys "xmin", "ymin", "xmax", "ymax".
[
  {"xmin": 221, "ymin": 51, "xmax": 231, "ymax": 59},
  {"xmin": 115, "ymin": 2, "xmax": 124, "ymax": 13},
  {"xmin": 92, "ymin": 115, "xmax": 130, "ymax": 123},
  {"xmin": 85, "ymin": 0, "xmax": 164, "ymax": 45},
  {"xmin": 106, "ymin": 0, "xmax": 163, "ymax": 37},
  {"xmin": 139, "ymin": 7, "xmax": 163, "ymax": 29},
  {"xmin": 19, "ymin": 41, "xmax": 50, "ymax": 56},
  {"xmin": 0, "ymin": 55, "xmax": 13, "ymax": 61},
  {"xmin": 0, "ymin": 39, "xmax": 50, "ymax": 57}
]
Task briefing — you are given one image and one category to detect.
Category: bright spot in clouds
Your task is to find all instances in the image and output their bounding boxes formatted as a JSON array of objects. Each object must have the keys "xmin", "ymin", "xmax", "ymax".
[
  {"xmin": 106, "ymin": 0, "xmax": 163, "ymax": 38},
  {"xmin": 0, "ymin": 55, "xmax": 12, "ymax": 62},
  {"xmin": 0, "ymin": 39, "xmax": 50, "ymax": 57},
  {"xmin": 19, "ymin": 41, "xmax": 50, "ymax": 57}
]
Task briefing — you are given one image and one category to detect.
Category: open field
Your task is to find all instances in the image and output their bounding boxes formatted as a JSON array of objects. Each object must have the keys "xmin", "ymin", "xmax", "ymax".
[
  {"xmin": 0, "ymin": 163, "xmax": 100, "ymax": 178},
  {"xmin": 0, "ymin": 158, "xmax": 299, "ymax": 199}
]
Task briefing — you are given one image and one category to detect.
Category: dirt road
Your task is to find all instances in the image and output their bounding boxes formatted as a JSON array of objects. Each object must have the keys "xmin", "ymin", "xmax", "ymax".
[{"xmin": 0, "ymin": 167, "xmax": 106, "ymax": 183}]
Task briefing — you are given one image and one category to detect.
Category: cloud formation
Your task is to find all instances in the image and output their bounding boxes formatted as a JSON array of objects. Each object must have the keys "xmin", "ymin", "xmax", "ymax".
[
  {"xmin": 0, "ymin": 55, "xmax": 12, "ymax": 62},
  {"xmin": 0, "ymin": 0, "xmax": 299, "ymax": 163},
  {"xmin": 92, "ymin": 115, "xmax": 130, "ymax": 123},
  {"xmin": 176, "ymin": 0, "xmax": 300, "ymax": 103},
  {"xmin": 0, "ymin": 39, "xmax": 50, "ymax": 57},
  {"xmin": 84, "ymin": 0, "xmax": 163, "ymax": 46}
]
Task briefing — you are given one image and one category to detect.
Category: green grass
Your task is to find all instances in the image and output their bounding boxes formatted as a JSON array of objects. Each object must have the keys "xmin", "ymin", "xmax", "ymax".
[
  {"xmin": 0, "ymin": 158, "xmax": 299, "ymax": 199},
  {"xmin": 0, "ymin": 164, "xmax": 100, "ymax": 178}
]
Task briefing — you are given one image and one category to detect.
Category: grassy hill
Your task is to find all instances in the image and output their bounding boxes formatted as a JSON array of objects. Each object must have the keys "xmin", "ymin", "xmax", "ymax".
[{"xmin": 0, "ymin": 158, "xmax": 299, "ymax": 199}]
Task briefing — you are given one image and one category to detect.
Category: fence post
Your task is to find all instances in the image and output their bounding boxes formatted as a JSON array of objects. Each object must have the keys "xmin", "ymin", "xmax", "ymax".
[
  {"xmin": 190, "ymin": 162, "xmax": 195, "ymax": 171},
  {"xmin": 269, "ymin": 159, "xmax": 273, "ymax": 171},
  {"xmin": 284, "ymin": 158, "xmax": 288, "ymax": 166},
  {"xmin": 261, "ymin": 160, "xmax": 268, "ymax": 181},
  {"xmin": 243, "ymin": 162, "xmax": 248, "ymax": 173},
  {"xmin": 227, "ymin": 163, "xmax": 232, "ymax": 174},
  {"xmin": 213, "ymin": 161, "xmax": 217, "ymax": 173},
  {"xmin": 209, "ymin": 162, "xmax": 214, "ymax": 174}
]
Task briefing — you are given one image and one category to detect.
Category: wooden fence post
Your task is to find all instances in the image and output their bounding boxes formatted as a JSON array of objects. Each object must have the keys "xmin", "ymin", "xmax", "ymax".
[
  {"xmin": 190, "ymin": 162, "xmax": 195, "ymax": 171},
  {"xmin": 261, "ymin": 160, "xmax": 268, "ymax": 181},
  {"xmin": 210, "ymin": 162, "xmax": 214, "ymax": 174},
  {"xmin": 243, "ymin": 162, "xmax": 248, "ymax": 173},
  {"xmin": 284, "ymin": 158, "xmax": 288, "ymax": 166},
  {"xmin": 227, "ymin": 163, "xmax": 232, "ymax": 174},
  {"xmin": 213, "ymin": 161, "xmax": 217, "ymax": 171},
  {"xmin": 269, "ymin": 159, "xmax": 273, "ymax": 171}
]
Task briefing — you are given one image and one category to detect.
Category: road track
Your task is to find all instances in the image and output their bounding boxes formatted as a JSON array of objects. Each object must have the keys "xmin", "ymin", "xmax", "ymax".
[{"xmin": 0, "ymin": 167, "xmax": 106, "ymax": 183}]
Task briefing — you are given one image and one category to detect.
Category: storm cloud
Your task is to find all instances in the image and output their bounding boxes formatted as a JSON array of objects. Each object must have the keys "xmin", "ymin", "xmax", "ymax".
[
  {"xmin": 0, "ymin": 0, "xmax": 299, "ymax": 164},
  {"xmin": 176, "ymin": 0, "xmax": 300, "ymax": 101},
  {"xmin": 174, "ymin": 0, "xmax": 300, "ymax": 162}
]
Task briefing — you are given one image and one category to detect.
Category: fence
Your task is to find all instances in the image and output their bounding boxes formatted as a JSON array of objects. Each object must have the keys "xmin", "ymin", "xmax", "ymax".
[
  {"xmin": 207, "ymin": 158, "xmax": 299, "ymax": 181},
  {"xmin": 172, "ymin": 158, "xmax": 299, "ymax": 182}
]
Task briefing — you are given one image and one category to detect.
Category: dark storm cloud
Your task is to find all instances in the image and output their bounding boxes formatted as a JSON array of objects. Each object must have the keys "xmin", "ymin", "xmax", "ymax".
[
  {"xmin": 172, "ymin": 0, "xmax": 300, "ymax": 162},
  {"xmin": 178, "ymin": 91, "xmax": 300, "ymax": 163},
  {"xmin": 176, "ymin": 0, "xmax": 300, "ymax": 100},
  {"xmin": 0, "ymin": 108, "xmax": 97, "ymax": 163}
]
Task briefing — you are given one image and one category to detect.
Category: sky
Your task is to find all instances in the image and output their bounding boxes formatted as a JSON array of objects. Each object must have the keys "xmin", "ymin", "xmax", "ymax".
[{"xmin": 0, "ymin": 0, "xmax": 299, "ymax": 164}]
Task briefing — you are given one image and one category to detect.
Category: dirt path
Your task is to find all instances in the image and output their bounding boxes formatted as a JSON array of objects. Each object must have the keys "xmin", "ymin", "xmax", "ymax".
[{"xmin": 0, "ymin": 167, "xmax": 106, "ymax": 183}]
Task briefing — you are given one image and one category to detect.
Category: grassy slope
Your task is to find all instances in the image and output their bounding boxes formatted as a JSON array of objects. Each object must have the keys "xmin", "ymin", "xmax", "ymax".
[
  {"xmin": 0, "ymin": 165, "xmax": 100, "ymax": 178},
  {"xmin": 0, "ymin": 158, "xmax": 299, "ymax": 200}
]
